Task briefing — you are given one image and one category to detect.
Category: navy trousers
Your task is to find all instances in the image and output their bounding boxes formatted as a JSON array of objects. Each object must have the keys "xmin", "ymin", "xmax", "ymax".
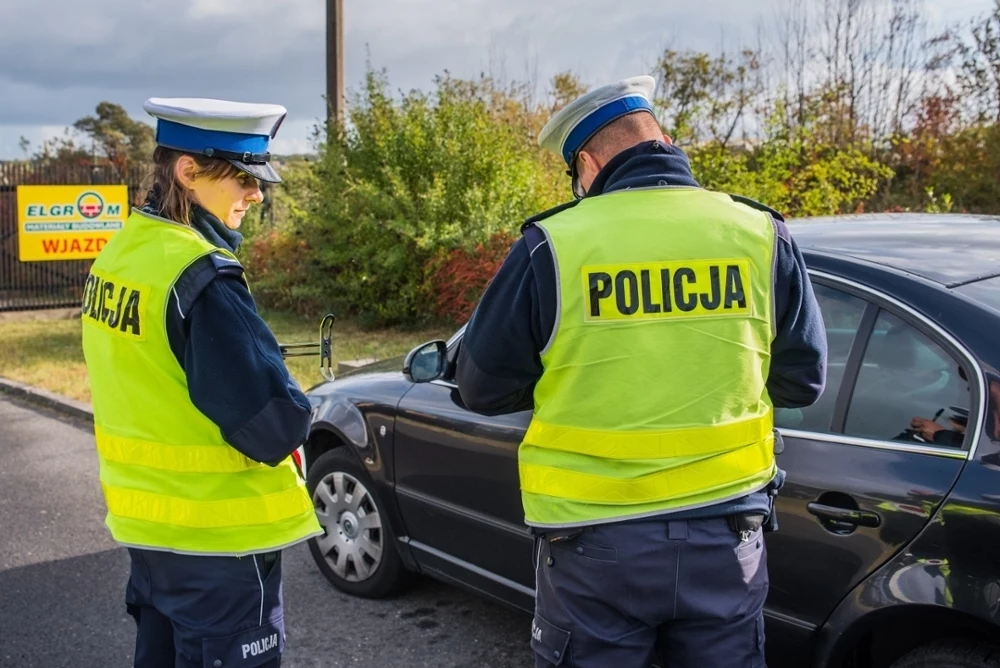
[
  {"xmin": 124, "ymin": 548, "xmax": 285, "ymax": 668},
  {"xmin": 530, "ymin": 516, "xmax": 768, "ymax": 668}
]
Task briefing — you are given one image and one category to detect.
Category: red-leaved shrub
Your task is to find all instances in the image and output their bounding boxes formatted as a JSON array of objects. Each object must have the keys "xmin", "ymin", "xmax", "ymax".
[
  {"xmin": 428, "ymin": 232, "xmax": 516, "ymax": 324},
  {"xmin": 241, "ymin": 229, "xmax": 317, "ymax": 314}
]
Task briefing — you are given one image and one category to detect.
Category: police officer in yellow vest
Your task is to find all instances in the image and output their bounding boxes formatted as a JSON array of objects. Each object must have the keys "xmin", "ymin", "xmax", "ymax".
[
  {"xmin": 81, "ymin": 98, "xmax": 322, "ymax": 668},
  {"xmin": 456, "ymin": 76, "xmax": 828, "ymax": 667}
]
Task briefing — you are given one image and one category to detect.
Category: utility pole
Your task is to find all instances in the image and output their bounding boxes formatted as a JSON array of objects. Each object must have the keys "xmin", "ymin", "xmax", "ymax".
[{"xmin": 326, "ymin": 0, "xmax": 345, "ymax": 124}]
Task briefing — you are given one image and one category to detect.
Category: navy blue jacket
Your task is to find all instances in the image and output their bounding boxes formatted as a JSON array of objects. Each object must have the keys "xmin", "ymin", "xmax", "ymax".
[
  {"xmin": 139, "ymin": 199, "xmax": 313, "ymax": 467},
  {"xmin": 455, "ymin": 140, "xmax": 828, "ymax": 521}
]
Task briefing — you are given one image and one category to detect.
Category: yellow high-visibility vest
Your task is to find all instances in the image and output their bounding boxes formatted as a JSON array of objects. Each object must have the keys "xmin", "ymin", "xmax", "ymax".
[
  {"xmin": 81, "ymin": 209, "xmax": 321, "ymax": 555},
  {"xmin": 520, "ymin": 188, "xmax": 778, "ymax": 528}
]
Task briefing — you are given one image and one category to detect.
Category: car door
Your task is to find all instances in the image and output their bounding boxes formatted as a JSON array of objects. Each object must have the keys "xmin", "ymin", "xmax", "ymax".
[
  {"xmin": 392, "ymin": 337, "xmax": 535, "ymax": 604},
  {"xmin": 766, "ymin": 273, "xmax": 977, "ymax": 659}
]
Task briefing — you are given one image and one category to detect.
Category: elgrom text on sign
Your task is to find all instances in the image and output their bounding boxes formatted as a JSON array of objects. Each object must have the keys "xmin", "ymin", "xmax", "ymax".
[{"xmin": 16, "ymin": 185, "xmax": 129, "ymax": 262}]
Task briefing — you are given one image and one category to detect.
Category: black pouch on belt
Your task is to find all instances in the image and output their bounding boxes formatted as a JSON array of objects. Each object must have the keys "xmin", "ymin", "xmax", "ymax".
[
  {"xmin": 727, "ymin": 512, "xmax": 766, "ymax": 534},
  {"xmin": 261, "ymin": 551, "xmax": 279, "ymax": 578}
]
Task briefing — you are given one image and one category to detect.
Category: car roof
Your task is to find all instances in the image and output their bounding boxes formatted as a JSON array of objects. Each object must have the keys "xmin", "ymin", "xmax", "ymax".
[{"xmin": 787, "ymin": 213, "xmax": 1000, "ymax": 287}]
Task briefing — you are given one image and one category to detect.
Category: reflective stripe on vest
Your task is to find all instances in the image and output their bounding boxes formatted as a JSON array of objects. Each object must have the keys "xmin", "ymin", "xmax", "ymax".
[
  {"xmin": 102, "ymin": 483, "xmax": 316, "ymax": 528},
  {"xmin": 519, "ymin": 431, "xmax": 774, "ymax": 504},
  {"xmin": 95, "ymin": 426, "xmax": 265, "ymax": 473},
  {"xmin": 82, "ymin": 210, "xmax": 321, "ymax": 555},
  {"xmin": 522, "ymin": 414, "xmax": 772, "ymax": 460},
  {"xmin": 519, "ymin": 187, "xmax": 778, "ymax": 528}
]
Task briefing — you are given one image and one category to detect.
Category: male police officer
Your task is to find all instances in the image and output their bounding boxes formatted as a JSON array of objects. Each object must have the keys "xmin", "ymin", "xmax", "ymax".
[
  {"xmin": 82, "ymin": 99, "xmax": 321, "ymax": 667},
  {"xmin": 455, "ymin": 76, "xmax": 827, "ymax": 667}
]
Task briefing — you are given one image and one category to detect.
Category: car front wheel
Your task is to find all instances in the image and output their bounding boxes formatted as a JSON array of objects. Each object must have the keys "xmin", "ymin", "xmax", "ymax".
[
  {"xmin": 305, "ymin": 447, "xmax": 409, "ymax": 598},
  {"xmin": 890, "ymin": 640, "xmax": 1000, "ymax": 668}
]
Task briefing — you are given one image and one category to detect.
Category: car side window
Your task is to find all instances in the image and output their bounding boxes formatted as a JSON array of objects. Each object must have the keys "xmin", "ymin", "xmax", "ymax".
[
  {"xmin": 774, "ymin": 283, "xmax": 868, "ymax": 433},
  {"xmin": 844, "ymin": 311, "xmax": 971, "ymax": 448}
]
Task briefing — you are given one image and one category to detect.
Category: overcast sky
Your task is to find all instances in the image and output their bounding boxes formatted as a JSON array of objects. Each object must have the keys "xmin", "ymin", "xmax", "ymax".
[{"xmin": 0, "ymin": 0, "xmax": 992, "ymax": 159}]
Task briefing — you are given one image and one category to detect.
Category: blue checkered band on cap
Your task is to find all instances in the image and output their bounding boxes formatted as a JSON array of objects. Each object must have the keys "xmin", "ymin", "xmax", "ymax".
[
  {"xmin": 143, "ymin": 97, "xmax": 289, "ymax": 182},
  {"xmin": 142, "ymin": 97, "xmax": 287, "ymax": 154},
  {"xmin": 154, "ymin": 120, "xmax": 271, "ymax": 156},
  {"xmin": 560, "ymin": 95, "xmax": 653, "ymax": 165},
  {"xmin": 537, "ymin": 75, "xmax": 658, "ymax": 167}
]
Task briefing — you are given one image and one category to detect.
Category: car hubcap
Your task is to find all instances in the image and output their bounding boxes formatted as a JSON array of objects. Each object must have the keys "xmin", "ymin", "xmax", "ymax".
[
  {"xmin": 340, "ymin": 511, "xmax": 359, "ymax": 539},
  {"xmin": 311, "ymin": 470, "xmax": 384, "ymax": 582}
]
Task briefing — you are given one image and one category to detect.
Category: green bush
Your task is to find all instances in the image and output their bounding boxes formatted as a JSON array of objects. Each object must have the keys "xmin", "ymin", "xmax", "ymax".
[
  {"xmin": 927, "ymin": 124, "xmax": 1000, "ymax": 213},
  {"xmin": 241, "ymin": 158, "xmax": 323, "ymax": 312},
  {"xmin": 688, "ymin": 106, "xmax": 894, "ymax": 218},
  {"xmin": 242, "ymin": 67, "xmax": 952, "ymax": 328},
  {"xmin": 252, "ymin": 68, "xmax": 564, "ymax": 327}
]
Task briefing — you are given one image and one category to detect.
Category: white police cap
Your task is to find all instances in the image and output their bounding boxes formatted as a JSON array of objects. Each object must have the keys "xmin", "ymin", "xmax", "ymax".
[
  {"xmin": 538, "ymin": 75, "xmax": 657, "ymax": 167},
  {"xmin": 143, "ymin": 97, "xmax": 288, "ymax": 183}
]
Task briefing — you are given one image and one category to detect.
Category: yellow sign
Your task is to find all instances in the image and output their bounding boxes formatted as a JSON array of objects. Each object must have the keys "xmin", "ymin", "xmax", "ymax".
[{"xmin": 16, "ymin": 185, "xmax": 129, "ymax": 262}]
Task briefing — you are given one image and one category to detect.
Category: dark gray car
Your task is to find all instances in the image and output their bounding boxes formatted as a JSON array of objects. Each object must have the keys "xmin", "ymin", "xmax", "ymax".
[{"xmin": 298, "ymin": 214, "xmax": 1000, "ymax": 668}]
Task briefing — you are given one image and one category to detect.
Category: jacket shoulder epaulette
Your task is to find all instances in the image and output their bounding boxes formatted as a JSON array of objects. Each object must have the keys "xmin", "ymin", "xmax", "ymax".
[
  {"xmin": 728, "ymin": 194, "xmax": 785, "ymax": 222},
  {"xmin": 170, "ymin": 253, "xmax": 245, "ymax": 319},
  {"xmin": 207, "ymin": 252, "xmax": 245, "ymax": 279},
  {"xmin": 520, "ymin": 199, "xmax": 581, "ymax": 232}
]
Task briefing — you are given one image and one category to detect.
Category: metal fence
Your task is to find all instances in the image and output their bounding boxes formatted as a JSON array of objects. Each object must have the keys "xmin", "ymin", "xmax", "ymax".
[{"xmin": 0, "ymin": 162, "xmax": 145, "ymax": 312}]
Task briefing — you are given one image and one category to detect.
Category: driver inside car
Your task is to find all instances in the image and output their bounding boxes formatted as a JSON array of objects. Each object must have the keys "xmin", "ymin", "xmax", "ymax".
[{"xmin": 909, "ymin": 409, "xmax": 967, "ymax": 447}]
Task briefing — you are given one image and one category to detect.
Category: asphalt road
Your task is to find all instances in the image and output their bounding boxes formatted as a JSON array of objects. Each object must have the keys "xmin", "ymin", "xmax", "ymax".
[{"xmin": 0, "ymin": 395, "xmax": 535, "ymax": 668}]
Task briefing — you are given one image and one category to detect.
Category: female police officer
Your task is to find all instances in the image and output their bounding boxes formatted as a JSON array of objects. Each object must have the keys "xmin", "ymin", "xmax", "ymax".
[{"xmin": 81, "ymin": 98, "xmax": 322, "ymax": 668}]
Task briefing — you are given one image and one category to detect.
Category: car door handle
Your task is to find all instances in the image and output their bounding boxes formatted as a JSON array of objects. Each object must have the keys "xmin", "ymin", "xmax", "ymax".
[{"xmin": 807, "ymin": 503, "xmax": 881, "ymax": 528}]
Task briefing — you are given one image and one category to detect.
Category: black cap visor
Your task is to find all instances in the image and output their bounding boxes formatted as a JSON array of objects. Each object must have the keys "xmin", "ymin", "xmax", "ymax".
[
  {"xmin": 228, "ymin": 159, "xmax": 281, "ymax": 183},
  {"xmin": 154, "ymin": 139, "xmax": 282, "ymax": 183},
  {"xmin": 194, "ymin": 145, "xmax": 281, "ymax": 183}
]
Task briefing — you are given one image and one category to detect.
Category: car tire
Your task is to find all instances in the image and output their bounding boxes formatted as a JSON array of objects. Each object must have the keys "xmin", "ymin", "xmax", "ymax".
[
  {"xmin": 305, "ymin": 447, "xmax": 410, "ymax": 598},
  {"xmin": 890, "ymin": 640, "xmax": 1000, "ymax": 668}
]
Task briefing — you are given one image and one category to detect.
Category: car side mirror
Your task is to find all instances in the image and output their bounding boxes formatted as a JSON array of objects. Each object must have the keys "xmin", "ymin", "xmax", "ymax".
[{"xmin": 403, "ymin": 340, "xmax": 448, "ymax": 383}]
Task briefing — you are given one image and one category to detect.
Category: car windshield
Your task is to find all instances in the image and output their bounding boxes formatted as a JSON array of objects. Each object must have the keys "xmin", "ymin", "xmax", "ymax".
[{"xmin": 954, "ymin": 275, "xmax": 1000, "ymax": 312}]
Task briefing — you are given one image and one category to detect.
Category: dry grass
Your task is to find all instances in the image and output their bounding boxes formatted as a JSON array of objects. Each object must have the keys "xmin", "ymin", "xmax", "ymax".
[{"xmin": 0, "ymin": 308, "xmax": 453, "ymax": 403}]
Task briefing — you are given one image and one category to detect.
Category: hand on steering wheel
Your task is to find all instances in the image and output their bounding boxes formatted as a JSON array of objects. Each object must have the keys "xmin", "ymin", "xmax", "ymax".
[{"xmin": 910, "ymin": 415, "xmax": 945, "ymax": 442}]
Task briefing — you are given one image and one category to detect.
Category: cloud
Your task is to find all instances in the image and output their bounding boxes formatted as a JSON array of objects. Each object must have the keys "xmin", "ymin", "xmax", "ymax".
[
  {"xmin": 0, "ymin": 0, "xmax": 992, "ymax": 159},
  {"xmin": 0, "ymin": 0, "xmax": 326, "ymax": 134}
]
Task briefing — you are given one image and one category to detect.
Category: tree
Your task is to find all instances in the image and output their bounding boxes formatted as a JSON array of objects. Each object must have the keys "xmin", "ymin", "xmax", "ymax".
[
  {"xmin": 955, "ymin": 0, "xmax": 1000, "ymax": 124},
  {"xmin": 16, "ymin": 102, "xmax": 154, "ymax": 171},
  {"xmin": 244, "ymin": 66, "xmax": 567, "ymax": 326},
  {"xmin": 549, "ymin": 72, "xmax": 589, "ymax": 113},
  {"xmin": 25, "ymin": 128, "xmax": 90, "ymax": 166},
  {"xmin": 72, "ymin": 101, "xmax": 154, "ymax": 173},
  {"xmin": 652, "ymin": 47, "xmax": 764, "ymax": 147}
]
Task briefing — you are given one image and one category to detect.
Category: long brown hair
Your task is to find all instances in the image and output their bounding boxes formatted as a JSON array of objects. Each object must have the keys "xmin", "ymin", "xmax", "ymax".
[{"xmin": 136, "ymin": 146, "xmax": 242, "ymax": 224}]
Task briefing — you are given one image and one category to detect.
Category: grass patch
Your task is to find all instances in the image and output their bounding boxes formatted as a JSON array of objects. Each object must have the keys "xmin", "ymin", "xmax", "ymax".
[{"xmin": 0, "ymin": 309, "xmax": 454, "ymax": 403}]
